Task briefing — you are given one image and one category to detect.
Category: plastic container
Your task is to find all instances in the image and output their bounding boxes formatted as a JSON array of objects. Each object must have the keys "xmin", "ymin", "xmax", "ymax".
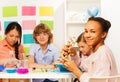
[
  {"xmin": 0, "ymin": 65, "xmax": 5, "ymax": 72},
  {"xmin": 55, "ymin": 63, "xmax": 69, "ymax": 72},
  {"xmin": 5, "ymin": 68, "xmax": 17, "ymax": 73},
  {"xmin": 17, "ymin": 67, "xmax": 29, "ymax": 74}
]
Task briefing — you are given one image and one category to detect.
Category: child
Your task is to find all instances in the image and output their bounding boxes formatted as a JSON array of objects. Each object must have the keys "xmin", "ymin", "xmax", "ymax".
[
  {"xmin": 0, "ymin": 22, "xmax": 24, "ymax": 66},
  {"xmin": 0, "ymin": 22, "xmax": 25, "ymax": 82},
  {"xmin": 62, "ymin": 17, "xmax": 118, "ymax": 82},
  {"xmin": 28, "ymin": 23, "xmax": 60, "ymax": 82},
  {"xmin": 62, "ymin": 33, "xmax": 91, "ymax": 82},
  {"xmin": 71, "ymin": 32, "xmax": 91, "ymax": 70}
]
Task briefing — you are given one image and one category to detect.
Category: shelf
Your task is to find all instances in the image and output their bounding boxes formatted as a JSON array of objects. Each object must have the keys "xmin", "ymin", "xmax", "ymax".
[
  {"xmin": 67, "ymin": 0, "xmax": 99, "ymax": 3},
  {"xmin": 67, "ymin": 21, "xmax": 86, "ymax": 25},
  {"xmin": 65, "ymin": 0, "xmax": 101, "ymax": 42}
]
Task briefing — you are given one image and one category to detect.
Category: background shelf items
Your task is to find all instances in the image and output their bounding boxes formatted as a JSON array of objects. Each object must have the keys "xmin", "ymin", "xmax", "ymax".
[{"xmin": 65, "ymin": 0, "xmax": 101, "ymax": 44}]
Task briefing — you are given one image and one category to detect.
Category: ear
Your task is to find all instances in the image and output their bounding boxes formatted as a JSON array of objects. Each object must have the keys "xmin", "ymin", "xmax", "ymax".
[{"xmin": 101, "ymin": 32, "xmax": 107, "ymax": 39}]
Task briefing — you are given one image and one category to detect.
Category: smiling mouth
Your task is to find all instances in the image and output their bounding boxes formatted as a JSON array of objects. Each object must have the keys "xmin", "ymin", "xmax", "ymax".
[
  {"xmin": 40, "ymin": 40, "xmax": 45, "ymax": 42},
  {"xmin": 86, "ymin": 40, "xmax": 91, "ymax": 42}
]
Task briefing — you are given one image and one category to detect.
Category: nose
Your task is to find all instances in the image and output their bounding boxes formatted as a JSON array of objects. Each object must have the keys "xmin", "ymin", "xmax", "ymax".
[
  {"xmin": 40, "ymin": 34, "xmax": 45, "ymax": 38},
  {"xmin": 79, "ymin": 48, "xmax": 83, "ymax": 52},
  {"xmin": 84, "ymin": 32, "xmax": 91, "ymax": 38},
  {"xmin": 39, "ymin": 35, "xmax": 44, "ymax": 39},
  {"xmin": 12, "ymin": 37, "xmax": 17, "ymax": 42}
]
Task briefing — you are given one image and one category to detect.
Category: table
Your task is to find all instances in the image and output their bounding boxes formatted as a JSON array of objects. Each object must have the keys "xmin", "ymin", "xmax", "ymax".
[{"xmin": 0, "ymin": 72, "xmax": 75, "ymax": 82}]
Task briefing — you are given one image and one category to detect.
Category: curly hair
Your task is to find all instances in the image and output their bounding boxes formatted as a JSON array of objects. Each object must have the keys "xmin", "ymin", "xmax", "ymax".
[{"xmin": 33, "ymin": 23, "xmax": 53, "ymax": 44}]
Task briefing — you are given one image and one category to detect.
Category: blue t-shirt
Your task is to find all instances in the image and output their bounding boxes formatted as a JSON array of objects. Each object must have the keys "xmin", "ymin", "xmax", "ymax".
[
  {"xmin": 28, "ymin": 43, "xmax": 60, "ymax": 82},
  {"xmin": 28, "ymin": 43, "xmax": 60, "ymax": 64}
]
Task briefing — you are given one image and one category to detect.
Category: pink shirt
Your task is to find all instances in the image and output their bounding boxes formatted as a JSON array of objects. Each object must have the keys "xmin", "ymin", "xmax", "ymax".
[
  {"xmin": 80, "ymin": 45, "xmax": 118, "ymax": 82},
  {"xmin": 71, "ymin": 52, "xmax": 81, "ymax": 67},
  {"xmin": 0, "ymin": 39, "xmax": 24, "ymax": 59},
  {"xmin": 71, "ymin": 51, "xmax": 88, "ymax": 68}
]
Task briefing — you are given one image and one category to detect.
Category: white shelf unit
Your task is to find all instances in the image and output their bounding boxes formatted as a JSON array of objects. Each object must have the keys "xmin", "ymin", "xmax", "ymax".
[
  {"xmin": 65, "ymin": 0, "xmax": 101, "ymax": 42},
  {"xmin": 67, "ymin": 21, "xmax": 86, "ymax": 24}
]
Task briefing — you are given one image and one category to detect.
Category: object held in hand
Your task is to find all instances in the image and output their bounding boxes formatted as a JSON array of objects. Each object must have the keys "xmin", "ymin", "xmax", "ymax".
[
  {"xmin": 62, "ymin": 46, "xmax": 72, "ymax": 58},
  {"xmin": 55, "ymin": 63, "xmax": 70, "ymax": 72},
  {"xmin": 4, "ymin": 58, "xmax": 19, "ymax": 68},
  {"xmin": 9, "ymin": 50, "xmax": 14, "ymax": 57}
]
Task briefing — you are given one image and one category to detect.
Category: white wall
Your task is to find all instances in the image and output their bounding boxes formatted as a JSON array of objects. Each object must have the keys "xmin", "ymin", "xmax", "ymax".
[
  {"xmin": 54, "ymin": 1, "xmax": 65, "ymax": 50},
  {"xmin": 101, "ymin": 0, "xmax": 120, "ymax": 74},
  {"xmin": 0, "ymin": 0, "xmax": 65, "ymax": 51}
]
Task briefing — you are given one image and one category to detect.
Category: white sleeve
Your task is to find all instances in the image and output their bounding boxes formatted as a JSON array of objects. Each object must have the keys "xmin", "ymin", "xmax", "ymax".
[
  {"xmin": 91, "ymin": 52, "xmax": 111, "ymax": 76},
  {"xmin": 80, "ymin": 72, "xmax": 90, "ymax": 82}
]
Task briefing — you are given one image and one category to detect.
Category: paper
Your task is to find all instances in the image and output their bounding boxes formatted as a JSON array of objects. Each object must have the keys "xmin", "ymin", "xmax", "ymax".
[
  {"xmin": 40, "ymin": 20, "xmax": 54, "ymax": 30},
  {"xmin": 40, "ymin": 6, "xmax": 54, "ymax": 16},
  {"xmin": 0, "ymin": 36, "xmax": 2, "ymax": 40},
  {"xmin": 22, "ymin": 6, "xmax": 36, "ymax": 16},
  {"xmin": 22, "ymin": 20, "xmax": 36, "ymax": 30},
  {"xmin": 23, "ymin": 34, "xmax": 35, "ymax": 44},
  {"xmin": 2, "ymin": 6, "xmax": 18, "ymax": 17},
  {"xmin": 24, "ymin": 47, "xmax": 30, "ymax": 56}
]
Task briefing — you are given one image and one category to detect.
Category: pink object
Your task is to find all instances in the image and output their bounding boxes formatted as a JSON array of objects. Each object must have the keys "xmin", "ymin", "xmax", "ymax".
[
  {"xmin": 22, "ymin": 6, "xmax": 36, "ymax": 16},
  {"xmin": 22, "ymin": 20, "xmax": 36, "ymax": 30},
  {"xmin": 17, "ymin": 67, "xmax": 29, "ymax": 74}
]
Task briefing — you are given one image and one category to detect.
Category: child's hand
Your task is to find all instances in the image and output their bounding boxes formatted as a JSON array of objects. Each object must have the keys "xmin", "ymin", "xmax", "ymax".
[
  {"xmin": 69, "ymin": 46, "xmax": 76, "ymax": 57},
  {"xmin": 5, "ymin": 64, "xmax": 17, "ymax": 68},
  {"xmin": 4, "ymin": 58, "xmax": 19, "ymax": 68},
  {"xmin": 61, "ymin": 42, "xmax": 76, "ymax": 57},
  {"xmin": 61, "ymin": 42, "xmax": 72, "ymax": 57},
  {"xmin": 59, "ymin": 56, "xmax": 68, "ymax": 64},
  {"xmin": 62, "ymin": 58, "xmax": 78, "ymax": 72}
]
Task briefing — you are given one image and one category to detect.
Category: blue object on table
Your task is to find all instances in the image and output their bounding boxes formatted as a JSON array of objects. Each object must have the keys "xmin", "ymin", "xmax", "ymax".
[
  {"xmin": 53, "ymin": 68, "xmax": 60, "ymax": 72},
  {"xmin": 55, "ymin": 63, "xmax": 70, "ymax": 72},
  {"xmin": 0, "ymin": 65, "xmax": 5, "ymax": 72},
  {"xmin": 5, "ymin": 68, "xmax": 17, "ymax": 73}
]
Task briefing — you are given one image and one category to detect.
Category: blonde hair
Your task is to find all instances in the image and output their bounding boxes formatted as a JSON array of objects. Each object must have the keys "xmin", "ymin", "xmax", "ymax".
[{"xmin": 76, "ymin": 32, "xmax": 86, "ymax": 43}]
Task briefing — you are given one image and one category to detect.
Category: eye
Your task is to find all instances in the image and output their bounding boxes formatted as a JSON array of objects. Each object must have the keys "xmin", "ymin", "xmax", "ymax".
[
  {"xmin": 36, "ymin": 34, "xmax": 40, "ymax": 36},
  {"xmin": 91, "ymin": 30, "xmax": 95, "ymax": 33},
  {"xmin": 16, "ymin": 36, "xmax": 20, "ymax": 38},
  {"xmin": 9, "ymin": 34, "xmax": 14, "ymax": 37},
  {"xmin": 84, "ymin": 29, "xmax": 88, "ymax": 33},
  {"xmin": 81, "ymin": 46, "xmax": 84, "ymax": 48},
  {"xmin": 43, "ymin": 33, "xmax": 48, "ymax": 36}
]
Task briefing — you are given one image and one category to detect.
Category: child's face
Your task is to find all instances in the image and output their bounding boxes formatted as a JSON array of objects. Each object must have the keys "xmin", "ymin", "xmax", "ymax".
[
  {"xmin": 84, "ymin": 20, "xmax": 105, "ymax": 47},
  {"xmin": 36, "ymin": 32, "xmax": 49, "ymax": 45},
  {"xmin": 5, "ymin": 29, "xmax": 20, "ymax": 47},
  {"xmin": 78, "ymin": 42, "xmax": 91, "ymax": 56}
]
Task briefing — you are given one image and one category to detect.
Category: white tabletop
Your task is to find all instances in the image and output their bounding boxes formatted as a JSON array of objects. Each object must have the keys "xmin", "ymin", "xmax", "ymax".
[{"xmin": 0, "ymin": 72, "xmax": 75, "ymax": 79}]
